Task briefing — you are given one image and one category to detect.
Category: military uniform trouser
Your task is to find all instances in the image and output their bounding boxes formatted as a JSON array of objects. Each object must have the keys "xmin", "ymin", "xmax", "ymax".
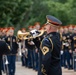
[
  {"xmin": 34, "ymin": 52, "xmax": 38, "ymax": 70},
  {"xmin": 31, "ymin": 50, "xmax": 35, "ymax": 69},
  {"xmin": 0, "ymin": 59, "xmax": 2, "ymax": 75},
  {"xmin": 7, "ymin": 55, "xmax": 16, "ymax": 75},
  {"xmin": 60, "ymin": 52, "xmax": 64, "ymax": 67},
  {"xmin": 64, "ymin": 50, "xmax": 71, "ymax": 68},
  {"xmin": 21, "ymin": 53, "xmax": 25, "ymax": 66},
  {"xmin": 38, "ymin": 49, "xmax": 42, "ymax": 75},
  {"xmin": 28, "ymin": 49, "xmax": 35, "ymax": 68},
  {"xmin": 69, "ymin": 53, "xmax": 73, "ymax": 68}
]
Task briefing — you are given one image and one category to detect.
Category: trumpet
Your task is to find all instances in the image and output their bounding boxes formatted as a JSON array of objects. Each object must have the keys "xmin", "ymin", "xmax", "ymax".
[
  {"xmin": 17, "ymin": 29, "xmax": 46, "ymax": 40},
  {"xmin": 17, "ymin": 30, "xmax": 33, "ymax": 40}
]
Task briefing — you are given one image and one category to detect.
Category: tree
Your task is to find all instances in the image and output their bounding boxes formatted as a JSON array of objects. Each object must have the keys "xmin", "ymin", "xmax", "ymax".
[
  {"xmin": 0, "ymin": 0, "xmax": 76, "ymax": 29},
  {"xmin": 0, "ymin": 0, "xmax": 32, "ymax": 27}
]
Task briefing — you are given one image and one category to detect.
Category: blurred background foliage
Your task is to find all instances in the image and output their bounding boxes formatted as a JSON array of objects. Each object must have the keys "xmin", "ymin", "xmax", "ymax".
[{"xmin": 0, "ymin": 0, "xmax": 76, "ymax": 30}]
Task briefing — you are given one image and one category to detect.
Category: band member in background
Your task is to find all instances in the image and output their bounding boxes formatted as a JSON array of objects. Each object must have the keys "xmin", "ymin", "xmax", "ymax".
[
  {"xmin": 62, "ymin": 26, "xmax": 71, "ymax": 69},
  {"xmin": 33, "ymin": 23, "xmax": 41, "ymax": 71},
  {"xmin": 25, "ymin": 26, "xmax": 35, "ymax": 69},
  {"xmin": 68, "ymin": 25, "xmax": 74, "ymax": 69},
  {"xmin": 28, "ymin": 26, "xmax": 33, "ymax": 31},
  {"xmin": 5, "ymin": 27, "xmax": 18, "ymax": 75},
  {"xmin": 70, "ymin": 26, "xmax": 76, "ymax": 71},
  {"xmin": 0, "ymin": 38, "xmax": 10, "ymax": 75},
  {"xmin": 34, "ymin": 22, "xmax": 41, "ymax": 30},
  {"xmin": 0, "ymin": 28, "xmax": 9, "ymax": 73},
  {"xmin": 59, "ymin": 26, "xmax": 64, "ymax": 67},
  {"xmin": 32, "ymin": 24, "xmax": 46, "ymax": 74}
]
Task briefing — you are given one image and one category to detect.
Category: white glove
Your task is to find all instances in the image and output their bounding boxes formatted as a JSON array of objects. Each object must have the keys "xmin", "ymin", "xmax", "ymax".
[{"xmin": 30, "ymin": 29, "xmax": 39, "ymax": 37}]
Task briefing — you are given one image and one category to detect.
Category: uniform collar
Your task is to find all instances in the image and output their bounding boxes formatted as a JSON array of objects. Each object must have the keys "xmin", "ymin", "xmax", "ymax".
[
  {"xmin": 46, "ymin": 32, "xmax": 57, "ymax": 38},
  {"xmin": 47, "ymin": 32, "xmax": 57, "ymax": 35}
]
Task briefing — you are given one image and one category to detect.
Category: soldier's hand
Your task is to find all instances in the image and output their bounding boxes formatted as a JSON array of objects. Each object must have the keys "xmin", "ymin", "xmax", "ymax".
[
  {"xmin": 16, "ymin": 53, "xmax": 18, "ymax": 56},
  {"xmin": 35, "ymin": 48, "xmax": 38, "ymax": 53},
  {"xmin": 74, "ymin": 49, "xmax": 76, "ymax": 53},
  {"xmin": 69, "ymin": 50, "xmax": 72, "ymax": 53}
]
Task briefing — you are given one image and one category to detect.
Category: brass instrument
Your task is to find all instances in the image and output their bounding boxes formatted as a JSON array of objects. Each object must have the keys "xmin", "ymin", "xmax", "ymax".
[
  {"xmin": 3, "ymin": 55, "xmax": 9, "ymax": 75},
  {"xmin": 18, "ymin": 43, "xmax": 22, "ymax": 56},
  {"xmin": 17, "ymin": 30, "xmax": 33, "ymax": 40},
  {"xmin": 17, "ymin": 29, "xmax": 46, "ymax": 40},
  {"xmin": 30, "ymin": 29, "xmax": 45, "ymax": 38}
]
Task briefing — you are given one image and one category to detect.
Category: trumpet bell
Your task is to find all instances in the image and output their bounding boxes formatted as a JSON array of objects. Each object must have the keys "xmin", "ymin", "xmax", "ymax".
[{"xmin": 17, "ymin": 30, "xmax": 33, "ymax": 40}]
